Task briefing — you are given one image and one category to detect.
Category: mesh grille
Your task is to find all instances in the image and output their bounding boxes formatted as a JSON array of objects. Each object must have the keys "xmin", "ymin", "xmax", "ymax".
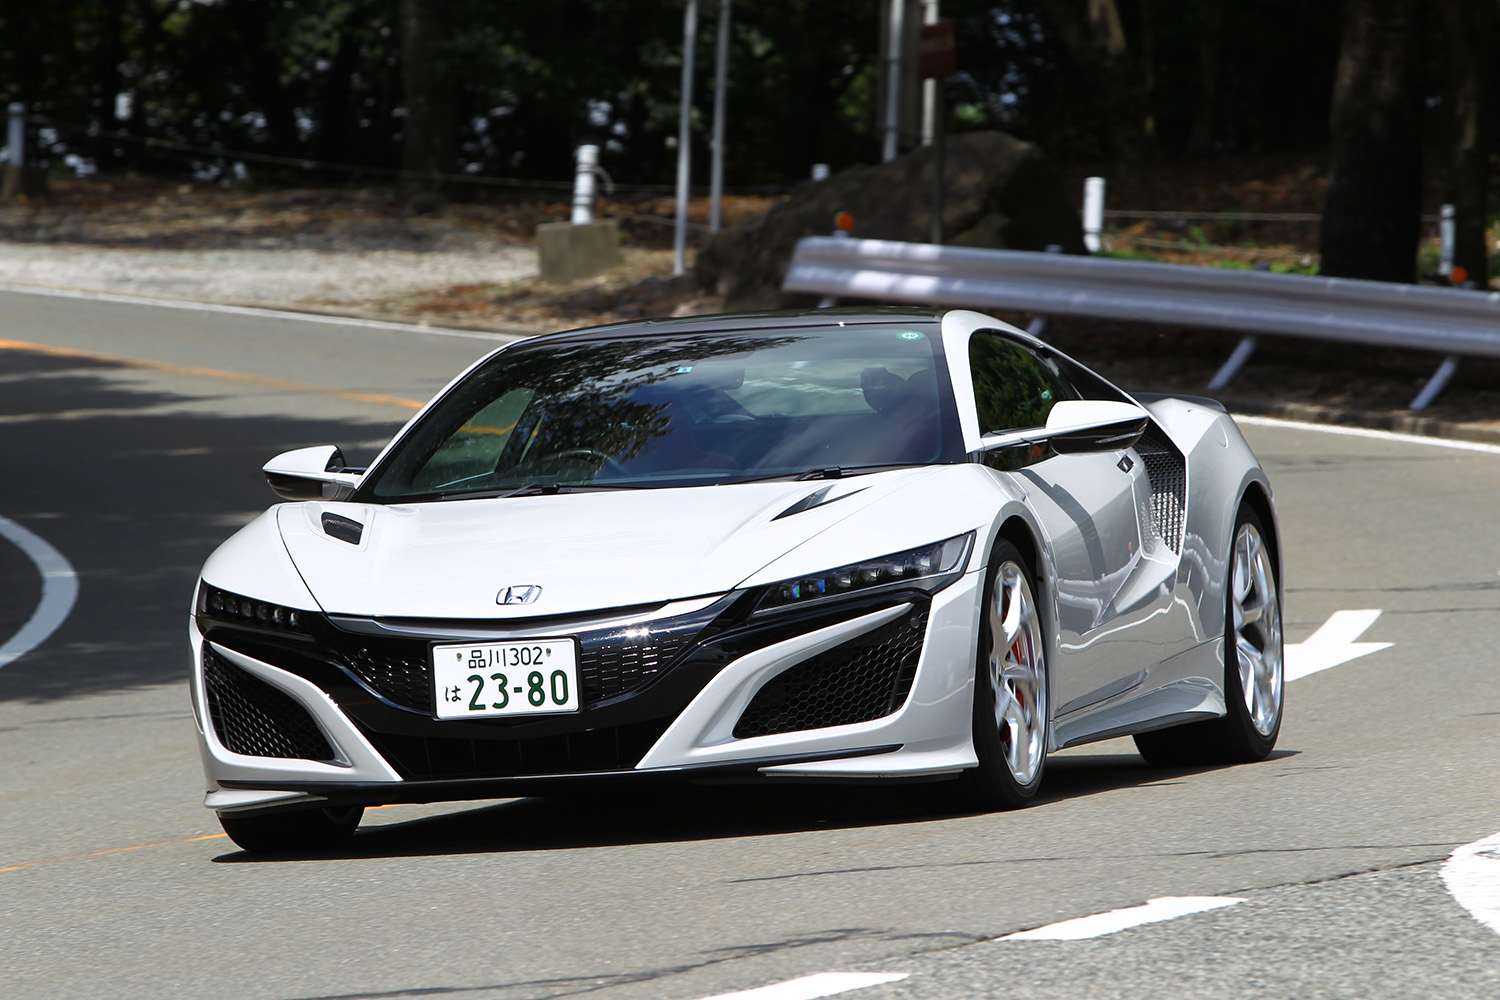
[
  {"xmin": 1136, "ymin": 427, "xmax": 1186, "ymax": 554},
  {"xmin": 324, "ymin": 619, "xmax": 704, "ymax": 713},
  {"xmin": 732, "ymin": 608, "xmax": 928, "ymax": 739},
  {"xmin": 329, "ymin": 645, "xmax": 431, "ymax": 712},
  {"xmin": 358, "ymin": 719, "xmax": 670, "ymax": 780},
  {"xmin": 203, "ymin": 645, "xmax": 336, "ymax": 761}
]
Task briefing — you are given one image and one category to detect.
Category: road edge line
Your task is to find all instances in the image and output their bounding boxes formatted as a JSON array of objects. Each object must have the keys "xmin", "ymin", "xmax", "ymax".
[
  {"xmin": 1233, "ymin": 413, "xmax": 1500, "ymax": 456},
  {"xmin": 0, "ymin": 515, "xmax": 80, "ymax": 670},
  {"xmin": 0, "ymin": 281, "xmax": 527, "ymax": 343}
]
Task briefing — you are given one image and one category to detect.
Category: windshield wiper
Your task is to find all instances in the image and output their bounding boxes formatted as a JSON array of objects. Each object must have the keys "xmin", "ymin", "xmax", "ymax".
[
  {"xmin": 437, "ymin": 482, "xmax": 566, "ymax": 501},
  {"xmin": 795, "ymin": 463, "xmax": 932, "ymax": 481},
  {"xmin": 721, "ymin": 464, "xmax": 933, "ymax": 486},
  {"xmin": 437, "ymin": 481, "xmax": 653, "ymax": 501}
]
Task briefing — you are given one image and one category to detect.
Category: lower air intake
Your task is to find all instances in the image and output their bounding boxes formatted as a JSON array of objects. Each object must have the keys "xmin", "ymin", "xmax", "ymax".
[
  {"xmin": 203, "ymin": 645, "xmax": 336, "ymax": 761},
  {"xmin": 732, "ymin": 607, "xmax": 928, "ymax": 739}
]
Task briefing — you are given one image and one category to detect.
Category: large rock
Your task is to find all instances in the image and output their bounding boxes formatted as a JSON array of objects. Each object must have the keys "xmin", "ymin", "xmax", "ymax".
[{"xmin": 697, "ymin": 131, "xmax": 1085, "ymax": 310}]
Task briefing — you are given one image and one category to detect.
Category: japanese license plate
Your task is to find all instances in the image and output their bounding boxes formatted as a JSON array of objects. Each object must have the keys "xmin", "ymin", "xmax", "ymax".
[{"xmin": 432, "ymin": 639, "xmax": 580, "ymax": 719}]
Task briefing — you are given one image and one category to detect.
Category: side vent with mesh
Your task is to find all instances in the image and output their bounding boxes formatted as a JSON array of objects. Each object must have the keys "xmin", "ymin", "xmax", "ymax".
[
  {"xmin": 203, "ymin": 645, "xmax": 336, "ymax": 761},
  {"xmin": 1135, "ymin": 426, "xmax": 1186, "ymax": 554},
  {"xmin": 732, "ymin": 608, "xmax": 928, "ymax": 739}
]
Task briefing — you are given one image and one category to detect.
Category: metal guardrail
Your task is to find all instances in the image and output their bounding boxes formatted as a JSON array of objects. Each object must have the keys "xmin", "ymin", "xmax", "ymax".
[{"xmin": 782, "ymin": 236, "xmax": 1500, "ymax": 409}]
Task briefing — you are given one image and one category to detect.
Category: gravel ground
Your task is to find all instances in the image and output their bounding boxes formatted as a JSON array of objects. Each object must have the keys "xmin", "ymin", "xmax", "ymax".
[
  {"xmin": 0, "ymin": 241, "xmax": 538, "ymax": 308},
  {"xmin": 1, "ymin": 178, "xmax": 1496, "ymax": 439}
]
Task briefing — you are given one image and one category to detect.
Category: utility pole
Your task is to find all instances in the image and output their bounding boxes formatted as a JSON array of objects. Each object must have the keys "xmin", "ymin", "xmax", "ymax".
[
  {"xmin": 709, "ymin": 0, "xmax": 731, "ymax": 233},
  {"xmin": 921, "ymin": 1, "xmax": 939, "ymax": 146},
  {"xmin": 673, "ymin": 0, "xmax": 699, "ymax": 275},
  {"xmin": 882, "ymin": 0, "xmax": 904, "ymax": 162}
]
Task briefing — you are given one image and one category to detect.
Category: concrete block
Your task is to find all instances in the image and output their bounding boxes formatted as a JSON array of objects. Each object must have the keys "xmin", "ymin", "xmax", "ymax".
[{"xmin": 537, "ymin": 220, "xmax": 621, "ymax": 284}]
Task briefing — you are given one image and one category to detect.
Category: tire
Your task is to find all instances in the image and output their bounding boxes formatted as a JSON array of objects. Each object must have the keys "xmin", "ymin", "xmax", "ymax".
[
  {"xmin": 951, "ymin": 539, "xmax": 1049, "ymax": 811},
  {"xmin": 1133, "ymin": 505, "xmax": 1284, "ymax": 766},
  {"xmin": 218, "ymin": 804, "xmax": 364, "ymax": 855}
]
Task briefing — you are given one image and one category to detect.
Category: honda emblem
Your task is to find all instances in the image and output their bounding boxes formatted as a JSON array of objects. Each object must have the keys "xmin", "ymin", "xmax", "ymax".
[{"xmin": 497, "ymin": 584, "xmax": 543, "ymax": 606}]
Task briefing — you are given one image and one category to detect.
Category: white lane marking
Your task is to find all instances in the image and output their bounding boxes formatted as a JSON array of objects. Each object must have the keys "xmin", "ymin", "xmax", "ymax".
[
  {"xmin": 0, "ymin": 515, "xmax": 80, "ymax": 669},
  {"xmin": 0, "ymin": 282, "xmax": 524, "ymax": 343},
  {"xmin": 1442, "ymin": 831, "xmax": 1500, "ymax": 937},
  {"xmin": 692, "ymin": 972, "xmax": 909, "ymax": 1000},
  {"xmin": 1233, "ymin": 414, "xmax": 1500, "ymax": 456},
  {"xmin": 997, "ymin": 896, "xmax": 1244, "ymax": 941},
  {"xmin": 1284, "ymin": 609, "xmax": 1392, "ymax": 682}
]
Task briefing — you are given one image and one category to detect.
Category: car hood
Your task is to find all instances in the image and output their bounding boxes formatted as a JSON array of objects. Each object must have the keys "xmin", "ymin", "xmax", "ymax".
[{"xmin": 275, "ymin": 474, "xmax": 927, "ymax": 619}]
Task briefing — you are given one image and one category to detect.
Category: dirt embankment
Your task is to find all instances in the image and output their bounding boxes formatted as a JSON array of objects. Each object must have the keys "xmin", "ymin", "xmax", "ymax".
[{"xmin": 2, "ymin": 172, "xmax": 1497, "ymax": 438}]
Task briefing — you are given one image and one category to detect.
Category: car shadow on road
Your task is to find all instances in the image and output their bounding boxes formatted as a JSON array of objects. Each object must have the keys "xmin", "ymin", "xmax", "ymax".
[
  {"xmin": 212, "ymin": 749, "xmax": 1301, "ymax": 863},
  {"xmin": 0, "ymin": 346, "xmax": 407, "ymax": 705}
]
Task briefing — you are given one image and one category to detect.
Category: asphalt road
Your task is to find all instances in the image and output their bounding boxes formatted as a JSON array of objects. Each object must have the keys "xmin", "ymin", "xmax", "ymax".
[{"xmin": 2, "ymin": 285, "xmax": 1499, "ymax": 1000}]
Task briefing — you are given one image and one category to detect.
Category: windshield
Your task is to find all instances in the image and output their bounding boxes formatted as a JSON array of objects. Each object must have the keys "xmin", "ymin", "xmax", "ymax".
[{"xmin": 358, "ymin": 322, "xmax": 964, "ymax": 502}]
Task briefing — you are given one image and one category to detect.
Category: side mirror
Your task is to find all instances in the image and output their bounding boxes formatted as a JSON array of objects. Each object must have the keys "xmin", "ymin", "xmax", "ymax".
[
  {"xmin": 262, "ymin": 445, "xmax": 364, "ymax": 501},
  {"xmin": 979, "ymin": 399, "xmax": 1150, "ymax": 455}
]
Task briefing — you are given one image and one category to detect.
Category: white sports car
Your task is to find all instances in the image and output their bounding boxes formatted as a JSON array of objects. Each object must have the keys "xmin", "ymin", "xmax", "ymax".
[{"xmin": 190, "ymin": 308, "xmax": 1283, "ymax": 853}]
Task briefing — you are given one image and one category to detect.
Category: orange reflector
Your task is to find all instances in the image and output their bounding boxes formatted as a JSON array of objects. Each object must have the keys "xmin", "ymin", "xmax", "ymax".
[
  {"xmin": 1451, "ymin": 266, "xmax": 1469, "ymax": 285},
  {"xmin": 834, "ymin": 211, "xmax": 855, "ymax": 232}
]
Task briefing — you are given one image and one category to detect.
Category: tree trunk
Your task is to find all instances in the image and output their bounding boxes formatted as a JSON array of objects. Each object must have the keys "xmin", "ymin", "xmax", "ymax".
[
  {"xmin": 1184, "ymin": 0, "xmax": 1223, "ymax": 158},
  {"xmin": 1038, "ymin": 0, "xmax": 1148, "ymax": 158},
  {"xmin": 93, "ymin": 0, "xmax": 128, "ymax": 171},
  {"xmin": 1435, "ymin": 0, "xmax": 1491, "ymax": 287},
  {"xmin": 1318, "ymin": 0, "xmax": 1424, "ymax": 283},
  {"xmin": 400, "ymin": 0, "xmax": 456, "ymax": 199}
]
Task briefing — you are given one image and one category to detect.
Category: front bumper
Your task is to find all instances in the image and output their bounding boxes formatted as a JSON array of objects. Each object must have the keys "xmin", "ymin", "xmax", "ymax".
[{"xmin": 190, "ymin": 571, "xmax": 984, "ymax": 814}]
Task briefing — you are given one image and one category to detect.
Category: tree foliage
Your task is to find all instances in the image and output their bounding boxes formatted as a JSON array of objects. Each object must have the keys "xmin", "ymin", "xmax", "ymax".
[
  {"xmin": 0, "ymin": 0, "xmax": 1351, "ymax": 184},
  {"xmin": 0, "ymin": 0, "xmax": 1493, "ymax": 279}
]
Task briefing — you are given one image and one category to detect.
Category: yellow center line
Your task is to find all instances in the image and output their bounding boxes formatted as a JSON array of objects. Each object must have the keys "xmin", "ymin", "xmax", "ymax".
[
  {"xmin": 0, "ymin": 337, "xmax": 426, "ymax": 410},
  {"xmin": 0, "ymin": 805, "xmax": 412, "ymax": 872},
  {"xmin": 1, "ymin": 833, "xmax": 230, "ymax": 874}
]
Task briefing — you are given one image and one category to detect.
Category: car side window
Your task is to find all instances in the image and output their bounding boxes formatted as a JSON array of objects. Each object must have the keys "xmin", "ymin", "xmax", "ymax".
[{"xmin": 968, "ymin": 332, "xmax": 1075, "ymax": 434}]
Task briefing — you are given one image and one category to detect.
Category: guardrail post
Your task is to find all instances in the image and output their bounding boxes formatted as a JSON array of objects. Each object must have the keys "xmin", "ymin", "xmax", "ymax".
[
  {"xmin": 1083, "ymin": 177, "xmax": 1105, "ymax": 253},
  {"xmin": 2, "ymin": 103, "xmax": 23, "ymax": 200},
  {"xmin": 1410, "ymin": 355, "xmax": 1460, "ymax": 410},
  {"xmin": 816, "ymin": 213, "xmax": 855, "ymax": 308},
  {"xmin": 1208, "ymin": 336, "xmax": 1258, "ymax": 392},
  {"xmin": 1439, "ymin": 204, "xmax": 1455, "ymax": 277},
  {"xmin": 571, "ymin": 144, "xmax": 599, "ymax": 224}
]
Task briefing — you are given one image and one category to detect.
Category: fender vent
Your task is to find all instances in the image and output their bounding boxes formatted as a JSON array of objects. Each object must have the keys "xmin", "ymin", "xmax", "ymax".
[
  {"xmin": 203, "ymin": 645, "xmax": 336, "ymax": 761},
  {"xmin": 1135, "ymin": 427, "xmax": 1186, "ymax": 554},
  {"xmin": 321, "ymin": 512, "xmax": 364, "ymax": 545}
]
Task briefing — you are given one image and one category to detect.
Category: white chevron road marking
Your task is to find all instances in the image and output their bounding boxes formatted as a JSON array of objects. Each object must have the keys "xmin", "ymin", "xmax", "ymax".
[
  {"xmin": 997, "ymin": 895, "xmax": 1244, "ymax": 941},
  {"xmin": 1285, "ymin": 609, "xmax": 1392, "ymax": 682},
  {"xmin": 693, "ymin": 972, "xmax": 909, "ymax": 1000}
]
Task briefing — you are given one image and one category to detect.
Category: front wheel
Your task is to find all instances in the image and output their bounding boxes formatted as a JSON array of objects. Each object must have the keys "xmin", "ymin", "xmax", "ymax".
[
  {"xmin": 219, "ymin": 804, "xmax": 364, "ymax": 855},
  {"xmin": 951, "ymin": 540, "xmax": 1048, "ymax": 811},
  {"xmin": 1134, "ymin": 505, "xmax": 1283, "ymax": 766}
]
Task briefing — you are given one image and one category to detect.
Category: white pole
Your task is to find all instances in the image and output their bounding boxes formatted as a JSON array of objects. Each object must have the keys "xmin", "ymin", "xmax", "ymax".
[
  {"xmin": 571, "ymin": 144, "xmax": 599, "ymax": 224},
  {"xmin": 882, "ymin": 0, "xmax": 904, "ymax": 162},
  {"xmin": 6, "ymin": 103, "xmax": 23, "ymax": 167},
  {"xmin": 709, "ymin": 0, "xmax": 731, "ymax": 233},
  {"xmin": 920, "ymin": 1, "xmax": 938, "ymax": 147},
  {"xmin": 1439, "ymin": 203, "xmax": 1455, "ymax": 277},
  {"xmin": 1083, "ymin": 176, "xmax": 1106, "ymax": 253},
  {"xmin": 674, "ymin": 0, "xmax": 699, "ymax": 276}
]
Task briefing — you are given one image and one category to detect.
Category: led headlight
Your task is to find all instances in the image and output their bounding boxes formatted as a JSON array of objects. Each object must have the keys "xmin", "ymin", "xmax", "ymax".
[
  {"xmin": 753, "ymin": 532, "xmax": 975, "ymax": 616},
  {"xmin": 196, "ymin": 581, "xmax": 311, "ymax": 634}
]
